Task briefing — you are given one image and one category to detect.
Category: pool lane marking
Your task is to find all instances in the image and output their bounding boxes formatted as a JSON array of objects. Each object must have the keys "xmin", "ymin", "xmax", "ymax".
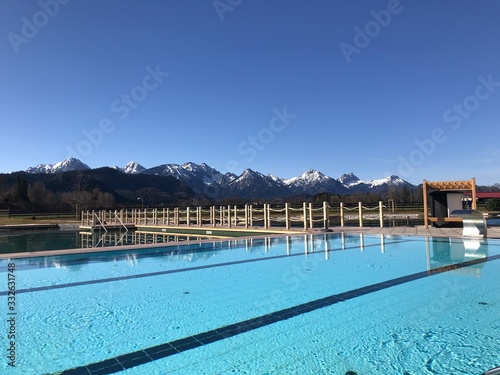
[
  {"xmin": 56, "ymin": 253, "xmax": 500, "ymax": 375},
  {"xmin": 0, "ymin": 240, "xmax": 413, "ymax": 296}
]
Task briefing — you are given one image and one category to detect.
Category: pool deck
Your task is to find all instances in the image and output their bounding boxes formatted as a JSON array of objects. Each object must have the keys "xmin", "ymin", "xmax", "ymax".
[{"xmin": 327, "ymin": 225, "xmax": 500, "ymax": 238}]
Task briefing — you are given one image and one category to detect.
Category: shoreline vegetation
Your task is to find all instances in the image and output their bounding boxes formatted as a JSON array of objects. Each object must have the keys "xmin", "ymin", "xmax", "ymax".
[{"xmin": 0, "ymin": 214, "xmax": 77, "ymax": 226}]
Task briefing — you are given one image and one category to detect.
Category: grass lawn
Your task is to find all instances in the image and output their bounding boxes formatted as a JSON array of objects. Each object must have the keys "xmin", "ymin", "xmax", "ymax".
[{"xmin": 0, "ymin": 215, "xmax": 77, "ymax": 226}]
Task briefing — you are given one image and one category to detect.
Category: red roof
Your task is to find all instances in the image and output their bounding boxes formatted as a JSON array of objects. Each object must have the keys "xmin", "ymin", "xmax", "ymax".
[{"xmin": 464, "ymin": 192, "xmax": 500, "ymax": 199}]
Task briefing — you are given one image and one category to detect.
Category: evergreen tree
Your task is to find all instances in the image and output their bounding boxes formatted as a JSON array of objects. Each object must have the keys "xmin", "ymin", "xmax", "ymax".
[
  {"xmin": 486, "ymin": 198, "xmax": 500, "ymax": 211},
  {"xmin": 15, "ymin": 176, "xmax": 29, "ymax": 202}
]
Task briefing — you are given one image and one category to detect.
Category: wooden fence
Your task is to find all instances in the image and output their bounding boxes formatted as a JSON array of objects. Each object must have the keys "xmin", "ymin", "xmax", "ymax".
[{"xmin": 81, "ymin": 201, "xmax": 388, "ymax": 230}]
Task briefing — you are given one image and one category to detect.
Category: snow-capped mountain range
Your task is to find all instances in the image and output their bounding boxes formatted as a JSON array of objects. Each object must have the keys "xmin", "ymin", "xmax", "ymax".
[{"xmin": 23, "ymin": 159, "xmax": 413, "ymax": 198}]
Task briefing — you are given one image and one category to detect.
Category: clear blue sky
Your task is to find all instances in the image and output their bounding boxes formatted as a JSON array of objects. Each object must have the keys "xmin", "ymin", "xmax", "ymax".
[{"xmin": 1, "ymin": 0, "xmax": 500, "ymax": 185}]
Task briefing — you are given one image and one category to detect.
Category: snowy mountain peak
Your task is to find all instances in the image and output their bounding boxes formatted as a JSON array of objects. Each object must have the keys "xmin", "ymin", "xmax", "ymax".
[
  {"xmin": 284, "ymin": 169, "xmax": 347, "ymax": 195},
  {"xmin": 339, "ymin": 172, "xmax": 362, "ymax": 187},
  {"xmin": 367, "ymin": 175, "xmax": 409, "ymax": 187},
  {"xmin": 231, "ymin": 169, "xmax": 282, "ymax": 188},
  {"xmin": 238, "ymin": 169, "xmax": 261, "ymax": 179},
  {"xmin": 268, "ymin": 174, "xmax": 285, "ymax": 185},
  {"xmin": 182, "ymin": 162, "xmax": 212, "ymax": 174},
  {"xmin": 286, "ymin": 169, "xmax": 330, "ymax": 185},
  {"xmin": 225, "ymin": 168, "xmax": 287, "ymax": 198},
  {"xmin": 26, "ymin": 158, "xmax": 90, "ymax": 174},
  {"xmin": 122, "ymin": 161, "xmax": 146, "ymax": 174},
  {"xmin": 181, "ymin": 162, "xmax": 197, "ymax": 171},
  {"xmin": 180, "ymin": 162, "xmax": 226, "ymax": 184},
  {"xmin": 303, "ymin": 169, "xmax": 322, "ymax": 176}
]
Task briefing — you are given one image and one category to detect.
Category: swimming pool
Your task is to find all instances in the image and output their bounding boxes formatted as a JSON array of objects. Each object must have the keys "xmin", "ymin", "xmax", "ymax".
[
  {"xmin": 0, "ymin": 230, "xmax": 204, "ymax": 254},
  {"xmin": 1, "ymin": 233, "xmax": 499, "ymax": 374}
]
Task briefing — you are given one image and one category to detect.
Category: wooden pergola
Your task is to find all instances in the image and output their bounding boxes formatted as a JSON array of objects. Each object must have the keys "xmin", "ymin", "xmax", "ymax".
[{"xmin": 423, "ymin": 178, "xmax": 477, "ymax": 228}]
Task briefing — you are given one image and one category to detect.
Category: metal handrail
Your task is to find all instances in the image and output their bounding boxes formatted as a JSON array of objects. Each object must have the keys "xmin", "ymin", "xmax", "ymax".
[{"xmin": 483, "ymin": 366, "xmax": 500, "ymax": 375}]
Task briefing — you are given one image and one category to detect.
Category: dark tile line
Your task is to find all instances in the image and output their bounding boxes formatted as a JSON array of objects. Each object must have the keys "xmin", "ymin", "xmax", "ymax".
[
  {"xmin": 56, "ymin": 253, "xmax": 500, "ymax": 375},
  {"xmin": 1, "ymin": 240, "xmax": 411, "ymax": 297}
]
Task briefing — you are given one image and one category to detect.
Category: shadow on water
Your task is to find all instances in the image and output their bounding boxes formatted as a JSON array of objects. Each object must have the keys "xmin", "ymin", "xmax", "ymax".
[
  {"xmin": 0, "ymin": 231, "xmax": 80, "ymax": 253},
  {"xmin": 0, "ymin": 230, "xmax": 202, "ymax": 254}
]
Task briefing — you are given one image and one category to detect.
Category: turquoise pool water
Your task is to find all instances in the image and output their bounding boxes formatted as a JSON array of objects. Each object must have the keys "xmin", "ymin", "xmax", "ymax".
[{"xmin": 1, "ymin": 234, "xmax": 499, "ymax": 374}]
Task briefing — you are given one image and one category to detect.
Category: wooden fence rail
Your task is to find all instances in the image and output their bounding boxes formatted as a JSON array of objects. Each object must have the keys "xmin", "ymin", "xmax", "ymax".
[{"xmin": 81, "ymin": 201, "xmax": 388, "ymax": 230}]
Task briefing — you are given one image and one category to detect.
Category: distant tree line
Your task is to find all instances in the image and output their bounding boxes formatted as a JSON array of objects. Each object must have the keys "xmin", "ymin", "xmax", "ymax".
[
  {"xmin": 0, "ymin": 168, "xmax": 199, "ymax": 216},
  {"xmin": 309, "ymin": 185, "xmax": 424, "ymax": 206},
  {"xmin": 0, "ymin": 174, "xmax": 115, "ymax": 216},
  {"xmin": 486, "ymin": 198, "xmax": 500, "ymax": 211}
]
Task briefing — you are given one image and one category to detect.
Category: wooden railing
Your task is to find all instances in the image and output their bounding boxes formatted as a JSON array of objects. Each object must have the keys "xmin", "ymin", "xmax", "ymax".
[{"xmin": 81, "ymin": 201, "xmax": 390, "ymax": 229}]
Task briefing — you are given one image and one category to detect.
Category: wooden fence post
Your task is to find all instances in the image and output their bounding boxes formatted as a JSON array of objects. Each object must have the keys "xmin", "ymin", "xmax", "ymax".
[
  {"xmin": 303, "ymin": 202, "xmax": 307, "ymax": 230},
  {"xmin": 379, "ymin": 201, "xmax": 384, "ymax": 228},
  {"xmin": 285, "ymin": 203, "xmax": 290, "ymax": 230},
  {"xmin": 323, "ymin": 201, "xmax": 329, "ymax": 230},
  {"xmin": 340, "ymin": 203, "xmax": 344, "ymax": 227},
  {"xmin": 267, "ymin": 204, "xmax": 271, "ymax": 228},
  {"xmin": 244, "ymin": 204, "xmax": 248, "ymax": 228},
  {"xmin": 309, "ymin": 203, "xmax": 313, "ymax": 229}
]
